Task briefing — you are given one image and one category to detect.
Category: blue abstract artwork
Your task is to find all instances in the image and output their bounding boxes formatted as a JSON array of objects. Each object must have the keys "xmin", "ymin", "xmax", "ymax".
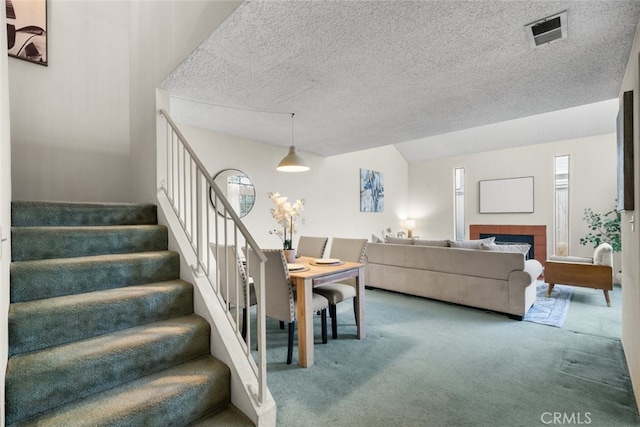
[{"xmin": 360, "ymin": 168, "xmax": 384, "ymax": 212}]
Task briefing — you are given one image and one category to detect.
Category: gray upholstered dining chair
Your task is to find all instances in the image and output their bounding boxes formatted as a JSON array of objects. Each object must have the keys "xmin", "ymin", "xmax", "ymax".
[
  {"xmin": 247, "ymin": 248, "xmax": 329, "ymax": 364},
  {"xmin": 211, "ymin": 244, "xmax": 256, "ymax": 340},
  {"xmin": 296, "ymin": 236, "xmax": 329, "ymax": 258},
  {"xmin": 276, "ymin": 235, "xmax": 327, "ymax": 332},
  {"xmin": 313, "ymin": 238, "xmax": 367, "ymax": 339}
]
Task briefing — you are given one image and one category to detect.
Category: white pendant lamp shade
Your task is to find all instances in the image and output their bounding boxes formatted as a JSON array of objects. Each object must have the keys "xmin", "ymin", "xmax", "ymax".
[
  {"xmin": 277, "ymin": 113, "xmax": 309, "ymax": 172},
  {"xmin": 277, "ymin": 145, "xmax": 310, "ymax": 172}
]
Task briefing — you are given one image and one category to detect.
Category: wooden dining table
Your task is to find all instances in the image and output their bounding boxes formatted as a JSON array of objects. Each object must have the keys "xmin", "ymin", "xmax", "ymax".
[{"xmin": 288, "ymin": 256, "xmax": 366, "ymax": 368}]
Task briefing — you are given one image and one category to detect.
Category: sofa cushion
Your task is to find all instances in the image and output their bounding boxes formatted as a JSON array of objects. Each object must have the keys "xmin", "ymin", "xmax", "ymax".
[
  {"xmin": 414, "ymin": 239, "xmax": 450, "ymax": 247},
  {"xmin": 385, "ymin": 236, "xmax": 415, "ymax": 245},
  {"xmin": 548, "ymin": 255, "xmax": 593, "ymax": 264},
  {"xmin": 448, "ymin": 237, "xmax": 495, "ymax": 249},
  {"xmin": 371, "ymin": 234, "xmax": 385, "ymax": 243},
  {"xmin": 480, "ymin": 242, "xmax": 530, "ymax": 255}
]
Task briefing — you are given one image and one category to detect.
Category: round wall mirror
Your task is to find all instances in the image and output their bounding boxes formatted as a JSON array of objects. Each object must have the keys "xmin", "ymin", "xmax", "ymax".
[{"xmin": 209, "ymin": 169, "xmax": 256, "ymax": 218}]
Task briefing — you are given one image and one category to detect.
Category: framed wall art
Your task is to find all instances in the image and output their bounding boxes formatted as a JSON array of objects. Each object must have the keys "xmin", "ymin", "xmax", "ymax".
[
  {"xmin": 479, "ymin": 176, "xmax": 534, "ymax": 214},
  {"xmin": 6, "ymin": 0, "xmax": 48, "ymax": 66},
  {"xmin": 360, "ymin": 168, "xmax": 384, "ymax": 212}
]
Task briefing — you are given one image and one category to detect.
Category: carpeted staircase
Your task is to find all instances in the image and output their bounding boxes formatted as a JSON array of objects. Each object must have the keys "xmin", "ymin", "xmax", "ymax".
[{"xmin": 6, "ymin": 201, "xmax": 254, "ymax": 426}]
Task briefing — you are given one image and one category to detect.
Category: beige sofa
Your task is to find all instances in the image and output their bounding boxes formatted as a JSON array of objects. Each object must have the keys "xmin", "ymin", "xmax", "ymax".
[{"xmin": 365, "ymin": 242, "xmax": 544, "ymax": 320}]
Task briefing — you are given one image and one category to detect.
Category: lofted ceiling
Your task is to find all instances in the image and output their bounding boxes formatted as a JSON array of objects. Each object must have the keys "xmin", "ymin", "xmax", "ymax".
[{"xmin": 161, "ymin": 0, "xmax": 640, "ymax": 162}]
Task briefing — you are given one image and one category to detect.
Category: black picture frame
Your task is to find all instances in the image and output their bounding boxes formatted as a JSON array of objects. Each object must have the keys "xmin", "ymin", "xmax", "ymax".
[
  {"xmin": 617, "ymin": 90, "xmax": 634, "ymax": 212},
  {"xmin": 6, "ymin": 0, "xmax": 48, "ymax": 66}
]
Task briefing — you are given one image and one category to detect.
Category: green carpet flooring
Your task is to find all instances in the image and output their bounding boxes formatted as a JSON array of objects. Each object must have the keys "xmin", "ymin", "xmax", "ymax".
[
  {"xmin": 7, "ymin": 201, "xmax": 252, "ymax": 426},
  {"xmin": 261, "ymin": 283, "xmax": 638, "ymax": 426}
]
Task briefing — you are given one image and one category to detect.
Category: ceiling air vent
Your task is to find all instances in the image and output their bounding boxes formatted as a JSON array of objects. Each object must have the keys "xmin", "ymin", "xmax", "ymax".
[{"xmin": 525, "ymin": 11, "xmax": 567, "ymax": 48}]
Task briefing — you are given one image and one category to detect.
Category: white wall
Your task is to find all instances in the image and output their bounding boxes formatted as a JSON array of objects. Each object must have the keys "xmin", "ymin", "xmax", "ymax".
[
  {"xmin": 9, "ymin": 0, "xmax": 241, "ymax": 204},
  {"xmin": 1, "ymin": 5, "xmax": 12, "ymax": 424},
  {"xmin": 409, "ymin": 134, "xmax": 617, "ymax": 259},
  {"xmin": 618, "ymin": 19, "xmax": 640, "ymax": 411},
  {"xmin": 179, "ymin": 124, "xmax": 409, "ymax": 251},
  {"xmin": 129, "ymin": 0, "xmax": 241, "ymax": 203},
  {"xmin": 10, "ymin": 0, "xmax": 131, "ymax": 202}
]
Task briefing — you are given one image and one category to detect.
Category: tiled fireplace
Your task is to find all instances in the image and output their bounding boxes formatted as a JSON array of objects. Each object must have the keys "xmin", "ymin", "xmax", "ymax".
[{"xmin": 469, "ymin": 224, "xmax": 547, "ymax": 266}]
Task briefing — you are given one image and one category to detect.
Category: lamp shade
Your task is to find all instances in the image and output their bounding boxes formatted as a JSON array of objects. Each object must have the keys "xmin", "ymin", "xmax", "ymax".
[
  {"xmin": 405, "ymin": 219, "xmax": 416, "ymax": 229},
  {"xmin": 277, "ymin": 145, "xmax": 310, "ymax": 172}
]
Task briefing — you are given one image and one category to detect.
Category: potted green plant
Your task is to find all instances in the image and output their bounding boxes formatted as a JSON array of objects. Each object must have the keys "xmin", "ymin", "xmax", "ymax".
[{"xmin": 579, "ymin": 205, "xmax": 621, "ymax": 253}]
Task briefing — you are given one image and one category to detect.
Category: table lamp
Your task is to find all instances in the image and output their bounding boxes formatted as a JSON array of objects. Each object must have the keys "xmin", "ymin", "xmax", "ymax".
[{"xmin": 405, "ymin": 219, "xmax": 416, "ymax": 238}]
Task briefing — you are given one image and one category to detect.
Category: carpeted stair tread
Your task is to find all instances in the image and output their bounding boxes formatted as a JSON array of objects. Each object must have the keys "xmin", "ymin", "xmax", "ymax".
[
  {"xmin": 9, "ymin": 280, "xmax": 194, "ymax": 356},
  {"xmin": 11, "ymin": 225, "xmax": 168, "ymax": 261},
  {"xmin": 8, "ymin": 201, "xmax": 245, "ymax": 426},
  {"xmin": 7, "ymin": 355, "xmax": 231, "ymax": 427},
  {"xmin": 10, "ymin": 251, "xmax": 180, "ymax": 302},
  {"xmin": 187, "ymin": 405, "xmax": 255, "ymax": 426},
  {"xmin": 11, "ymin": 200, "xmax": 158, "ymax": 227},
  {"xmin": 6, "ymin": 315, "xmax": 212, "ymax": 425}
]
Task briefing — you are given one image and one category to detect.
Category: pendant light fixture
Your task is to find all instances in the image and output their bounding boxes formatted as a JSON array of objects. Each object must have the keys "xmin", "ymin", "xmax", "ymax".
[{"xmin": 277, "ymin": 113, "xmax": 310, "ymax": 172}]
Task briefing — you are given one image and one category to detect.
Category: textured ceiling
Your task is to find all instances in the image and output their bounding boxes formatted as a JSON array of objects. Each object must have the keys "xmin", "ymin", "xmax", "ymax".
[{"xmin": 161, "ymin": 0, "xmax": 640, "ymax": 162}]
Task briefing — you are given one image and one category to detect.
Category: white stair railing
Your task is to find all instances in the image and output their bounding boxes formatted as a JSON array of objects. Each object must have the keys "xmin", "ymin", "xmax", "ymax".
[{"xmin": 158, "ymin": 109, "xmax": 268, "ymax": 405}]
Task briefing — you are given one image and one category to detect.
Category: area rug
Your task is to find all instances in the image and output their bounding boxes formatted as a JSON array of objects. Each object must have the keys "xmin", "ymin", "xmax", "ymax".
[{"xmin": 524, "ymin": 281, "xmax": 573, "ymax": 327}]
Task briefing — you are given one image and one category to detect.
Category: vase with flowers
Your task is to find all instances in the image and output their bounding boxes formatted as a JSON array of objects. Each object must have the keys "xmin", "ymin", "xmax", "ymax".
[{"xmin": 268, "ymin": 192, "xmax": 305, "ymax": 262}]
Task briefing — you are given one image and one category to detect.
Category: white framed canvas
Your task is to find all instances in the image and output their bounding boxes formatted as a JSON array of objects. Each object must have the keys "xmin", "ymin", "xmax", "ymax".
[{"xmin": 479, "ymin": 176, "xmax": 534, "ymax": 213}]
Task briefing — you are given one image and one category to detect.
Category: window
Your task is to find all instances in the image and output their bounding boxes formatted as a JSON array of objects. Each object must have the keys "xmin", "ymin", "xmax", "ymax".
[
  {"xmin": 229, "ymin": 174, "xmax": 255, "ymax": 217},
  {"xmin": 554, "ymin": 155, "xmax": 569, "ymax": 255},
  {"xmin": 454, "ymin": 168, "xmax": 465, "ymax": 240}
]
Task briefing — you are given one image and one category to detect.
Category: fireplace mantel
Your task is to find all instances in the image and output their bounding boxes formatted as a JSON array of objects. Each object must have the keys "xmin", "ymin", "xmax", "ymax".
[{"xmin": 469, "ymin": 225, "xmax": 547, "ymax": 265}]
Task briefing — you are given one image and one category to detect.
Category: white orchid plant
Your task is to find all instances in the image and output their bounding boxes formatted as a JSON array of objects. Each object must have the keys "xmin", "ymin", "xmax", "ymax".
[{"xmin": 268, "ymin": 192, "xmax": 305, "ymax": 250}]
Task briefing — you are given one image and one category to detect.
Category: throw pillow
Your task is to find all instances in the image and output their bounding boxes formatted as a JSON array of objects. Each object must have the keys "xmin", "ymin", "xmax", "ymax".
[
  {"xmin": 593, "ymin": 243, "xmax": 613, "ymax": 266},
  {"xmin": 385, "ymin": 236, "xmax": 415, "ymax": 245},
  {"xmin": 371, "ymin": 234, "xmax": 385, "ymax": 243},
  {"xmin": 413, "ymin": 239, "xmax": 450, "ymax": 247},
  {"xmin": 480, "ymin": 242, "xmax": 531, "ymax": 255},
  {"xmin": 448, "ymin": 237, "xmax": 495, "ymax": 249}
]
